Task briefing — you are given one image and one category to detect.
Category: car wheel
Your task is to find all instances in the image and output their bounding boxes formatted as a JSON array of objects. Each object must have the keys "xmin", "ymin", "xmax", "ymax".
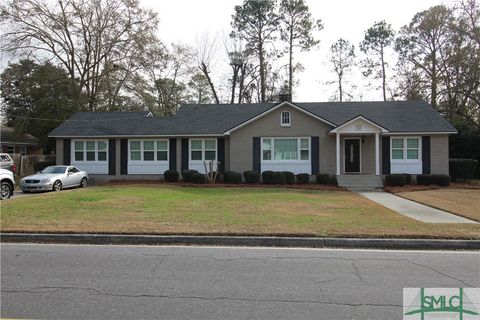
[
  {"xmin": 80, "ymin": 177, "xmax": 88, "ymax": 188},
  {"xmin": 0, "ymin": 182, "xmax": 12, "ymax": 200},
  {"xmin": 52, "ymin": 180, "xmax": 62, "ymax": 192}
]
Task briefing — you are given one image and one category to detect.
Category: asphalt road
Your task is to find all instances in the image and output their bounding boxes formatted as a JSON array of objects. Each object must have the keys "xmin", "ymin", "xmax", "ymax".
[{"xmin": 1, "ymin": 244, "xmax": 479, "ymax": 320}]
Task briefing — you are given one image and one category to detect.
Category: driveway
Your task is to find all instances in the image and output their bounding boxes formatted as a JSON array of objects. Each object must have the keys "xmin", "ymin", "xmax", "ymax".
[
  {"xmin": 2, "ymin": 244, "xmax": 479, "ymax": 320},
  {"xmin": 358, "ymin": 191, "xmax": 477, "ymax": 223}
]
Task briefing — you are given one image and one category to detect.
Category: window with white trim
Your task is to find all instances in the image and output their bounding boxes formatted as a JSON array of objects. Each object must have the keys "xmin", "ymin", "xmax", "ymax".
[
  {"xmin": 129, "ymin": 140, "xmax": 168, "ymax": 162},
  {"xmin": 391, "ymin": 137, "xmax": 420, "ymax": 161},
  {"xmin": 74, "ymin": 140, "xmax": 108, "ymax": 162},
  {"xmin": 190, "ymin": 139, "xmax": 217, "ymax": 161},
  {"xmin": 281, "ymin": 111, "xmax": 291, "ymax": 126},
  {"xmin": 262, "ymin": 138, "xmax": 310, "ymax": 161}
]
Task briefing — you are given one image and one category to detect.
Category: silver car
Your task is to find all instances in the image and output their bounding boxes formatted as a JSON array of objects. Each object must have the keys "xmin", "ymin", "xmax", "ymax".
[{"xmin": 20, "ymin": 165, "xmax": 88, "ymax": 193}]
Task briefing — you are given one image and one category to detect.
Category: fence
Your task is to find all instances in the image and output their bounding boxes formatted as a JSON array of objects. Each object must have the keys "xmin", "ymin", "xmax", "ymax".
[{"xmin": 10, "ymin": 154, "xmax": 56, "ymax": 178}]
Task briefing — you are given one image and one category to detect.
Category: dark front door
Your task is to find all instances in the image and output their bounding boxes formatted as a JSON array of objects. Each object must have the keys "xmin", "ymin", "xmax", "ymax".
[{"xmin": 344, "ymin": 139, "xmax": 360, "ymax": 173}]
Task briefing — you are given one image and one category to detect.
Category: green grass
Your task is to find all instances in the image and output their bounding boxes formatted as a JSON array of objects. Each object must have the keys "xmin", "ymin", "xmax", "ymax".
[{"xmin": 2, "ymin": 185, "xmax": 479, "ymax": 238}]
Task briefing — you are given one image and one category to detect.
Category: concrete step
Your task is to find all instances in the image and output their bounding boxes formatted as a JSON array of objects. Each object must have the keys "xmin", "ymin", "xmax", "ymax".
[{"xmin": 337, "ymin": 175, "xmax": 384, "ymax": 190}]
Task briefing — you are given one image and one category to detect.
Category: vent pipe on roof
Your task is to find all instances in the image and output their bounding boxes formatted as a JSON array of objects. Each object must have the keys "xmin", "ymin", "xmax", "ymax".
[{"xmin": 278, "ymin": 93, "xmax": 292, "ymax": 102}]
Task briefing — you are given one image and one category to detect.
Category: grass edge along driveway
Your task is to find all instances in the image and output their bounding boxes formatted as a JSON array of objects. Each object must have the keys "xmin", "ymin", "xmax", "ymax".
[{"xmin": 2, "ymin": 185, "xmax": 479, "ymax": 239}]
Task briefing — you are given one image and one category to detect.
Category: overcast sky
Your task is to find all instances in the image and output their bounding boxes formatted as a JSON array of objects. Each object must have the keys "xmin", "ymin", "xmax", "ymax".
[{"xmin": 143, "ymin": 0, "xmax": 453, "ymax": 102}]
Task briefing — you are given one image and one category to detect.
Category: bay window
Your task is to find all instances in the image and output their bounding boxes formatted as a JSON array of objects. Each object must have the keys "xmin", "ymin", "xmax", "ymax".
[
  {"xmin": 129, "ymin": 140, "xmax": 169, "ymax": 162},
  {"xmin": 74, "ymin": 140, "xmax": 108, "ymax": 162}
]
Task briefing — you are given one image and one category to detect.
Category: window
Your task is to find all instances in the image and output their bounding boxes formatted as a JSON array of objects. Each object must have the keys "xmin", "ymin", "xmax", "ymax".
[
  {"xmin": 391, "ymin": 137, "xmax": 420, "ymax": 161},
  {"xmin": 74, "ymin": 140, "xmax": 108, "ymax": 162},
  {"xmin": 262, "ymin": 137, "xmax": 310, "ymax": 161},
  {"xmin": 281, "ymin": 111, "xmax": 291, "ymax": 126},
  {"xmin": 190, "ymin": 139, "xmax": 217, "ymax": 161},
  {"xmin": 129, "ymin": 140, "xmax": 168, "ymax": 162},
  {"xmin": 68, "ymin": 167, "xmax": 79, "ymax": 173}
]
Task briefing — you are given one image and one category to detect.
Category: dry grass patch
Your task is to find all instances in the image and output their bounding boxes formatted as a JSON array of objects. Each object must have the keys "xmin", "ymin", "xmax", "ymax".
[
  {"xmin": 1, "ymin": 185, "xmax": 479, "ymax": 238},
  {"xmin": 397, "ymin": 189, "xmax": 480, "ymax": 222}
]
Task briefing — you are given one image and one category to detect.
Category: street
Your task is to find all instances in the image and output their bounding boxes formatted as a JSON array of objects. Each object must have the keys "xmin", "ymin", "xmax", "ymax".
[{"xmin": 1, "ymin": 244, "xmax": 479, "ymax": 319}]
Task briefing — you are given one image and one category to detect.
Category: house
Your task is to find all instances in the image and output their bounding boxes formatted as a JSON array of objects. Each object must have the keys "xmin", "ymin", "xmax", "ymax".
[
  {"xmin": 49, "ymin": 100, "xmax": 456, "ymax": 186},
  {"xmin": 1, "ymin": 127, "xmax": 43, "ymax": 155}
]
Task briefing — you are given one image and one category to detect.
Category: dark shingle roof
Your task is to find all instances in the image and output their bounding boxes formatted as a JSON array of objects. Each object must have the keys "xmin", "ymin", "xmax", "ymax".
[
  {"xmin": 1, "ymin": 127, "xmax": 39, "ymax": 145},
  {"xmin": 49, "ymin": 101, "xmax": 457, "ymax": 137}
]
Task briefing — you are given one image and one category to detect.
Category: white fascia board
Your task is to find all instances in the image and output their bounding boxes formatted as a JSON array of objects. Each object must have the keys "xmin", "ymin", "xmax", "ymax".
[{"xmin": 328, "ymin": 115, "xmax": 389, "ymax": 133}]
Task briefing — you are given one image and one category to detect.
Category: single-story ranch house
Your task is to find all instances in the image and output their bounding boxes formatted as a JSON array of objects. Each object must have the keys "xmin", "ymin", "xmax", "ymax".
[{"xmin": 49, "ymin": 100, "xmax": 456, "ymax": 187}]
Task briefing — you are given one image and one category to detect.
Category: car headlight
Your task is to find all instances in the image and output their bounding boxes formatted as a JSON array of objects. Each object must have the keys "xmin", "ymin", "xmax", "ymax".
[{"xmin": 40, "ymin": 178, "xmax": 51, "ymax": 183}]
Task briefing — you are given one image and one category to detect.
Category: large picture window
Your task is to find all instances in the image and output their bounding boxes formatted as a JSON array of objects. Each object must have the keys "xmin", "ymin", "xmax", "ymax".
[
  {"xmin": 262, "ymin": 138, "xmax": 310, "ymax": 161},
  {"xmin": 74, "ymin": 140, "xmax": 108, "ymax": 162},
  {"xmin": 391, "ymin": 137, "xmax": 420, "ymax": 161},
  {"xmin": 190, "ymin": 139, "xmax": 217, "ymax": 161},
  {"xmin": 129, "ymin": 140, "xmax": 169, "ymax": 162}
]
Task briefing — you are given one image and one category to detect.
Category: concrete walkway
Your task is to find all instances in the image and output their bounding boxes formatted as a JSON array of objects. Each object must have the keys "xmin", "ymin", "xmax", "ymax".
[{"xmin": 358, "ymin": 191, "xmax": 477, "ymax": 224}]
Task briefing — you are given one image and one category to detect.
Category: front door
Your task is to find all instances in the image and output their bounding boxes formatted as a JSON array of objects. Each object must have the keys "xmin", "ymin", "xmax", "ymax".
[{"xmin": 344, "ymin": 139, "xmax": 360, "ymax": 173}]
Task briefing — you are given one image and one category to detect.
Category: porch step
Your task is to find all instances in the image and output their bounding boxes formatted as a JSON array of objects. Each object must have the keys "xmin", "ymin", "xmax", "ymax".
[{"xmin": 337, "ymin": 175, "xmax": 383, "ymax": 191}]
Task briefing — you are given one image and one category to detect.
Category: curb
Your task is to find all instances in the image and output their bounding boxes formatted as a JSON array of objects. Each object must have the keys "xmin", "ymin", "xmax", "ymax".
[{"xmin": 1, "ymin": 233, "xmax": 479, "ymax": 250}]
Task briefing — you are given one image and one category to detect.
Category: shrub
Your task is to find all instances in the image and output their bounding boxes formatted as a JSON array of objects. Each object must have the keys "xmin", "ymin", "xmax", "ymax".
[
  {"xmin": 449, "ymin": 159, "xmax": 478, "ymax": 182},
  {"xmin": 296, "ymin": 173, "xmax": 310, "ymax": 184},
  {"xmin": 328, "ymin": 175, "xmax": 338, "ymax": 186},
  {"xmin": 283, "ymin": 171, "xmax": 295, "ymax": 185},
  {"xmin": 163, "ymin": 170, "xmax": 179, "ymax": 182},
  {"xmin": 272, "ymin": 171, "xmax": 287, "ymax": 185},
  {"xmin": 224, "ymin": 171, "xmax": 242, "ymax": 184},
  {"xmin": 212, "ymin": 172, "xmax": 223, "ymax": 183},
  {"xmin": 430, "ymin": 174, "xmax": 450, "ymax": 186},
  {"xmin": 191, "ymin": 173, "xmax": 206, "ymax": 184},
  {"xmin": 403, "ymin": 174, "xmax": 412, "ymax": 185},
  {"xmin": 416, "ymin": 174, "xmax": 431, "ymax": 185},
  {"xmin": 316, "ymin": 173, "xmax": 330, "ymax": 185},
  {"xmin": 262, "ymin": 170, "xmax": 274, "ymax": 185},
  {"xmin": 182, "ymin": 169, "xmax": 199, "ymax": 183},
  {"xmin": 34, "ymin": 161, "xmax": 56, "ymax": 172},
  {"xmin": 385, "ymin": 174, "xmax": 407, "ymax": 187},
  {"xmin": 243, "ymin": 171, "xmax": 260, "ymax": 184}
]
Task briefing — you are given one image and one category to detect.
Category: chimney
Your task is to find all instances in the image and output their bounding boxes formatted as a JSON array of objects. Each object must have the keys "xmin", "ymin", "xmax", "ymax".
[{"xmin": 278, "ymin": 93, "xmax": 292, "ymax": 102}]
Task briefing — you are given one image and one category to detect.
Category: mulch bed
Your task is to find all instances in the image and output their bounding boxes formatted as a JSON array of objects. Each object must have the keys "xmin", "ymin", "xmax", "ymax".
[
  {"xmin": 384, "ymin": 182, "xmax": 480, "ymax": 193},
  {"xmin": 99, "ymin": 180, "xmax": 346, "ymax": 191}
]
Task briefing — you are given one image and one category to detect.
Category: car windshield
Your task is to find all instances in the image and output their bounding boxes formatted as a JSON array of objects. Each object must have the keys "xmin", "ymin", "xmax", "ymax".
[{"xmin": 41, "ymin": 166, "xmax": 67, "ymax": 174}]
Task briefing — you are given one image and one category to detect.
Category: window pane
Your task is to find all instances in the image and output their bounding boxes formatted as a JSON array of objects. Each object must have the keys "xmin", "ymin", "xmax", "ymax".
[
  {"xmin": 130, "ymin": 141, "xmax": 141, "ymax": 150},
  {"xmin": 191, "ymin": 150, "xmax": 202, "ymax": 160},
  {"xmin": 144, "ymin": 151, "xmax": 154, "ymax": 161},
  {"xmin": 144, "ymin": 141, "xmax": 154, "ymax": 151},
  {"xmin": 274, "ymin": 139, "xmax": 297, "ymax": 160},
  {"xmin": 300, "ymin": 150, "xmax": 309, "ymax": 160},
  {"xmin": 262, "ymin": 139, "xmax": 271, "ymax": 150},
  {"xmin": 86, "ymin": 151, "xmax": 95, "ymax": 161},
  {"xmin": 281, "ymin": 111, "xmax": 290, "ymax": 124},
  {"xmin": 191, "ymin": 140, "xmax": 202, "ymax": 150},
  {"xmin": 300, "ymin": 138, "xmax": 309, "ymax": 149},
  {"xmin": 157, "ymin": 151, "xmax": 167, "ymax": 161},
  {"xmin": 205, "ymin": 151, "xmax": 216, "ymax": 160},
  {"xmin": 75, "ymin": 141, "xmax": 84, "ymax": 150},
  {"xmin": 75, "ymin": 151, "xmax": 84, "ymax": 161},
  {"xmin": 407, "ymin": 138, "xmax": 419, "ymax": 148},
  {"xmin": 86, "ymin": 141, "xmax": 95, "ymax": 150},
  {"xmin": 407, "ymin": 149, "xmax": 419, "ymax": 160},
  {"xmin": 392, "ymin": 139, "xmax": 403, "ymax": 148},
  {"xmin": 204, "ymin": 140, "xmax": 216, "ymax": 150},
  {"xmin": 263, "ymin": 150, "xmax": 271, "ymax": 161},
  {"xmin": 131, "ymin": 151, "xmax": 141, "ymax": 161},
  {"xmin": 157, "ymin": 141, "xmax": 168, "ymax": 151},
  {"xmin": 392, "ymin": 150, "xmax": 403, "ymax": 160},
  {"xmin": 98, "ymin": 141, "xmax": 107, "ymax": 151},
  {"xmin": 98, "ymin": 151, "xmax": 107, "ymax": 161}
]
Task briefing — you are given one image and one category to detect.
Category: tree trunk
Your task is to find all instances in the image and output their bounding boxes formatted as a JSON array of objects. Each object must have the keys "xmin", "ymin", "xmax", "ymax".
[
  {"xmin": 381, "ymin": 47, "xmax": 387, "ymax": 101},
  {"xmin": 259, "ymin": 41, "xmax": 266, "ymax": 103},
  {"xmin": 199, "ymin": 62, "xmax": 220, "ymax": 104},
  {"xmin": 288, "ymin": 27, "xmax": 293, "ymax": 96},
  {"xmin": 338, "ymin": 74, "xmax": 343, "ymax": 102},
  {"xmin": 230, "ymin": 65, "xmax": 240, "ymax": 104},
  {"xmin": 238, "ymin": 64, "xmax": 246, "ymax": 103},
  {"xmin": 431, "ymin": 51, "xmax": 437, "ymax": 108}
]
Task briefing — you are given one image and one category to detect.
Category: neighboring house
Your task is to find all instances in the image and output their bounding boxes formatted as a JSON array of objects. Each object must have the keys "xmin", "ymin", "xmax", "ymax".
[
  {"xmin": 49, "ymin": 100, "xmax": 456, "ymax": 183},
  {"xmin": 1, "ymin": 127, "xmax": 43, "ymax": 155}
]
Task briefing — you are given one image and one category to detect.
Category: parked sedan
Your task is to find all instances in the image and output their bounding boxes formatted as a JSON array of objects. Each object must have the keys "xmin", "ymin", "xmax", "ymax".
[{"xmin": 20, "ymin": 165, "xmax": 88, "ymax": 193}]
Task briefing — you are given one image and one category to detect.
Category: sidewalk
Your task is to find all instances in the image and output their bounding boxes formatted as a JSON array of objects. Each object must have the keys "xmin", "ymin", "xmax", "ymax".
[{"xmin": 358, "ymin": 191, "xmax": 477, "ymax": 224}]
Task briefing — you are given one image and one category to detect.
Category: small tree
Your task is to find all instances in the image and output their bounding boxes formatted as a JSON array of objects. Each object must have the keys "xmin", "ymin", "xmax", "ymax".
[{"xmin": 329, "ymin": 38, "xmax": 355, "ymax": 102}]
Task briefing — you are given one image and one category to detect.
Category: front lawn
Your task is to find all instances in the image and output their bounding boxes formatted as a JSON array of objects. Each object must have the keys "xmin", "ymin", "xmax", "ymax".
[
  {"xmin": 397, "ymin": 189, "xmax": 480, "ymax": 222},
  {"xmin": 2, "ymin": 185, "xmax": 479, "ymax": 238}
]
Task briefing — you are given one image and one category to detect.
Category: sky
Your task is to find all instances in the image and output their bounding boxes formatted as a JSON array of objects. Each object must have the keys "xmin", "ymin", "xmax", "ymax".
[{"xmin": 142, "ymin": 0, "xmax": 453, "ymax": 102}]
